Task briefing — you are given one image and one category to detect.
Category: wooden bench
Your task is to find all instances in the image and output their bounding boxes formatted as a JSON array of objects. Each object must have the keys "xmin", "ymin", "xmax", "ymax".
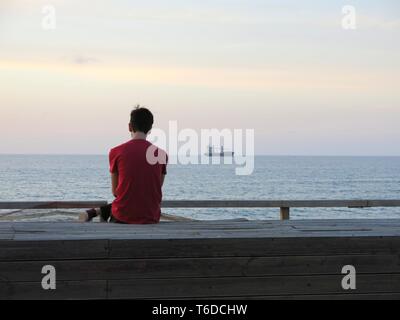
[{"xmin": 1, "ymin": 219, "xmax": 400, "ymax": 299}]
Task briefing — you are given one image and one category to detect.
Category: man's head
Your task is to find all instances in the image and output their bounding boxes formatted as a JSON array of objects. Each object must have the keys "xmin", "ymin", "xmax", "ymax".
[{"xmin": 129, "ymin": 106, "xmax": 154, "ymax": 134}]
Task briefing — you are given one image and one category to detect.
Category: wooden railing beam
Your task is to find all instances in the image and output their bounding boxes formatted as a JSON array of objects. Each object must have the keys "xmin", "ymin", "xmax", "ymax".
[
  {"xmin": 1, "ymin": 200, "xmax": 400, "ymax": 221},
  {"xmin": 1, "ymin": 200, "xmax": 400, "ymax": 210}
]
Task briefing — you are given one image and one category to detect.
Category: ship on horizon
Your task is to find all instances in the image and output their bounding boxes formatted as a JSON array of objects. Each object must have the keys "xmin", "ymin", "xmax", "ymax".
[{"xmin": 205, "ymin": 145, "xmax": 234, "ymax": 157}]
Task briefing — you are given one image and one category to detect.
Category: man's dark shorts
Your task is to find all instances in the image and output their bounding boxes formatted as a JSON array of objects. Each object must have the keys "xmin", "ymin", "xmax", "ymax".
[{"xmin": 100, "ymin": 204, "xmax": 127, "ymax": 224}]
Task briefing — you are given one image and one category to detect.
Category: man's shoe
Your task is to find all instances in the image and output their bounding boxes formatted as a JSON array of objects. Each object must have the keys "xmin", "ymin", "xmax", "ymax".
[{"xmin": 79, "ymin": 209, "xmax": 97, "ymax": 222}]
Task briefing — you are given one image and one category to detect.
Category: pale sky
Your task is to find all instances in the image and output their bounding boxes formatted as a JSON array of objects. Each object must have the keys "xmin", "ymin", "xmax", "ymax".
[{"xmin": 0, "ymin": 0, "xmax": 399, "ymax": 155}]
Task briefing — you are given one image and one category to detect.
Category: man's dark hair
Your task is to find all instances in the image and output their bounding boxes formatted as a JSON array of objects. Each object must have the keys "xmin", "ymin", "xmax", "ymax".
[{"xmin": 130, "ymin": 106, "xmax": 154, "ymax": 134}]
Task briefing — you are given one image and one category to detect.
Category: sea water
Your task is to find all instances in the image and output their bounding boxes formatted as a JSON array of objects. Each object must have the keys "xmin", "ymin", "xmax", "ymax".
[{"xmin": 0, "ymin": 155, "xmax": 399, "ymax": 221}]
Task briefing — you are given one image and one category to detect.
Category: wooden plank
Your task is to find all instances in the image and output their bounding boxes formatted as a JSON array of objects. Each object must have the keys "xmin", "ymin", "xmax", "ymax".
[
  {"xmin": 4, "ymin": 278, "xmax": 399, "ymax": 300},
  {"xmin": 12, "ymin": 231, "xmax": 400, "ymax": 241},
  {"xmin": 368, "ymin": 200, "xmax": 400, "ymax": 207},
  {"xmin": 0, "ymin": 280, "xmax": 107, "ymax": 300},
  {"xmin": 1, "ymin": 255, "xmax": 400, "ymax": 282},
  {"xmin": 4, "ymin": 219, "xmax": 381, "ymax": 230},
  {"xmin": 161, "ymin": 200, "xmax": 398, "ymax": 208},
  {"xmin": 184, "ymin": 293, "xmax": 400, "ymax": 300},
  {"xmin": 262, "ymin": 293, "xmax": 400, "ymax": 300},
  {"xmin": 108, "ymin": 274, "xmax": 400, "ymax": 299},
  {"xmin": 0, "ymin": 201, "xmax": 108, "ymax": 210},
  {"xmin": 7, "ymin": 220, "xmax": 399, "ymax": 233},
  {"xmin": 3, "ymin": 235, "xmax": 399, "ymax": 263},
  {"xmin": 109, "ymin": 236, "xmax": 400, "ymax": 259},
  {"xmin": 1, "ymin": 200, "xmax": 400, "ymax": 209},
  {"xmin": 0, "ymin": 240, "xmax": 109, "ymax": 261},
  {"xmin": 4, "ymin": 220, "xmax": 400, "ymax": 241},
  {"xmin": 3, "ymin": 275, "xmax": 400, "ymax": 300}
]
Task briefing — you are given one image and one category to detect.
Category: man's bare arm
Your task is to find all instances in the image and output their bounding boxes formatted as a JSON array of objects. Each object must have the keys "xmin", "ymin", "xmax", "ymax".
[
  {"xmin": 111, "ymin": 172, "xmax": 119, "ymax": 197},
  {"xmin": 161, "ymin": 174, "xmax": 166, "ymax": 187}
]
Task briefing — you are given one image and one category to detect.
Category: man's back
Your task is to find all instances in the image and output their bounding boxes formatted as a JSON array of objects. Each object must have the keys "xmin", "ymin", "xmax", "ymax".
[{"xmin": 109, "ymin": 139, "xmax": 167, "ymax": 224}]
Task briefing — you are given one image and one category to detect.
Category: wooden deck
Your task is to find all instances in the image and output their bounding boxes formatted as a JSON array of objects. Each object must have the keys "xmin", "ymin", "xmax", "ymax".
[{"xmin": 1, "ymin": 219, "xmax": 400, "ymax": 300}]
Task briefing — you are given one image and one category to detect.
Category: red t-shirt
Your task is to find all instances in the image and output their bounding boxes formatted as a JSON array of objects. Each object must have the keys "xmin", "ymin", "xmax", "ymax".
[{"xmin": 109, "ymin": 139, "xmax": 167, "ymax": 224}]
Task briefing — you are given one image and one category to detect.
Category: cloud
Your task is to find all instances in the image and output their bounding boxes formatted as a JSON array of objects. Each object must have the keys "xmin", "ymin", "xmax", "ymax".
[
  {"xmin": 72, "ymin": 56, "xmax": 99, "ymax": 65},
  {"xmin": 2, "ymin": 58, "xmax": 398, "ymax": 94}
]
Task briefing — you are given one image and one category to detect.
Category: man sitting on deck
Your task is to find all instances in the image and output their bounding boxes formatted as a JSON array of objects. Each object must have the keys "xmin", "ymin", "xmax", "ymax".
[{"xmin": 79, "ymin": 106, "xmax": 168, "ymax": 224}]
